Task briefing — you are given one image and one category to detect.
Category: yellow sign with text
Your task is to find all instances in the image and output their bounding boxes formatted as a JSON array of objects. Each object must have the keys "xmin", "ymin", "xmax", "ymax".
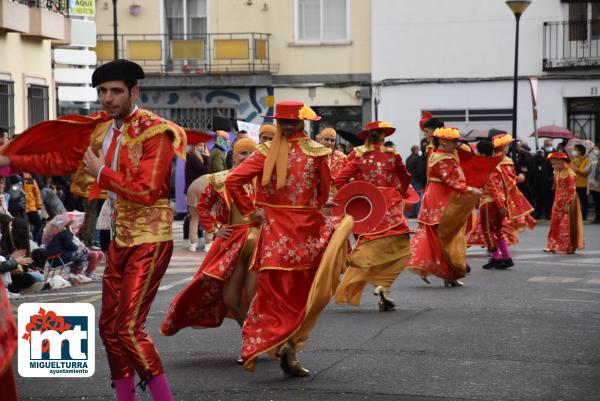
[{"xmin": 68, "ymin": 0, "xmax": 95, "ymax": 17}]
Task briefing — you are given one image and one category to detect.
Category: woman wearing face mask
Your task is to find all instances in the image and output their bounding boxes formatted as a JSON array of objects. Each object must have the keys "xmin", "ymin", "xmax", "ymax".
[
  {"xmin": 589, "ymin": 145, "xmax": 600, "ymax": 224},
  {"xmin": 570, "ymin": 144, "xmax": 591, "ymax": 221}
]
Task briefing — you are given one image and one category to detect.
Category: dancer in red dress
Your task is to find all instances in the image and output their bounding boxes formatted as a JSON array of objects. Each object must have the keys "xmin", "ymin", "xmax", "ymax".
[
  {"xmin": 161, "ymin": 138, "xmax": 258, "ymax": 342},
  {"xmin": 407, "ymin": 128, "xmax": 482, "ymax": 287},
  {"xmin": 544, "ymin": 152, "xmax": 585, "ymax": 254},
  {"xmin": 333, "ymin": 121, "xmax": 412, "ymax": 311},
  {"xmin": 225, "ymin": 101, "xmax": 352, "ymax": 377}
]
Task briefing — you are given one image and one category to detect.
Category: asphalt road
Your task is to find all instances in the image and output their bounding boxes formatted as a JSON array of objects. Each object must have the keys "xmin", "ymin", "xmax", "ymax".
[{"xmin": 13, "ymin": 221, "xmax": 600, "ymax": 401}]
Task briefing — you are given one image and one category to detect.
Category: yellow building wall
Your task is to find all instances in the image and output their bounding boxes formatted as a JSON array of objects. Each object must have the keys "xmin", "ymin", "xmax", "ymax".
[
  {"xmin": 211, "ymin": 0, "xmax": 371, "ymax": 76},
  {"xmin": 275, "ymin": 86, "xmax": 363, "ymax": 107},
  {"xmin": 94, "ymin": 0, "xmax": 162, "ymax": 36},
  {"xmin": 0, "ymin": 32, "xmax": 54, "ymax": 133}
]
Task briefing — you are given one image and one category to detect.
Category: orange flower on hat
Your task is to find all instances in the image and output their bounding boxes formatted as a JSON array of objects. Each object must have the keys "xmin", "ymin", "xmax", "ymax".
[
  {"xmin": 492, "ymin": 134, "xmax": 513, "ymax": 148},
  {"xmin": 433, "ymin": 127, "xmax": 460, "ymax": 140},
  {"xmin": 298, "ymin": 105, "xmax": 318, "ymax": 121}
]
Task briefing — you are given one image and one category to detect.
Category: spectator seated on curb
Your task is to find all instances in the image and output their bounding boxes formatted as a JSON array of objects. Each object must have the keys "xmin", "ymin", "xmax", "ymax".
[{"xmin": 45, "ymin": 221, "xmax": 104, "ymax": 284}]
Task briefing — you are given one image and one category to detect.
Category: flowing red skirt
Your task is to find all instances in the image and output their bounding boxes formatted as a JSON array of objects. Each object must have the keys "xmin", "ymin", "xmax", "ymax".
[
  {"xmin": 161, "ymin": 225, "xmax": 254, "ymax": 336},
  {"xmin": 408, "ymin": 223, "xmax": 463, "ymax": 281}
]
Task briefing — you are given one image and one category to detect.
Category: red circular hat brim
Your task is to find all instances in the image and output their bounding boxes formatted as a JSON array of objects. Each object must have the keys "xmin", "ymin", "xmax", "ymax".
[
  {"xmin": 332, "ymin": 181, "xmax": 387, "ymax": 234},
  {"xmin": 356, "ymin": 127, "xmax": 396, "ymax": 140},
  {"xmin": 402, "ymin": 185, "xmax": 420, "ymax": 204}
]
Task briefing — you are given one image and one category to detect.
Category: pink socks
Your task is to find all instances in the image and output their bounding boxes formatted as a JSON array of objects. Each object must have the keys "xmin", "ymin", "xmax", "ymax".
[
  {"xmin": 114, "ymin": 377, "xmax": 136, "ymax": 401},
  {"xmin": 147, "ymin": 373, "xmax": 174, "ymax": 401},
  {"xmin": 490, "ymin": 248, "xmax": 500, "ymax": 260},
  {"xmin": 498, "ymin": 239, "xmax": 511, "ymax": 260}
]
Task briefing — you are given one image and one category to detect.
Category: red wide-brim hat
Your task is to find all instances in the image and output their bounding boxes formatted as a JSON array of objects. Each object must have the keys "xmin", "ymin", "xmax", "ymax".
[
  {"xmin": 261, "ymin": 100, "xmax": 321, "ymax": 121},
  {"xmin": 356, "ymin": 121, "xmax": 396, "ymax": 140},
  {"xmin": 332, "ymin": 181, "xmax": 387, "ymax": 234}
]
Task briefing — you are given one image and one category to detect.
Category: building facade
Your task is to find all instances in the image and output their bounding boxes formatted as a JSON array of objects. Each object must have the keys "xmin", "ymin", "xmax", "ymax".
[
  {"xmin": 94, "ymin": 0, "xmax": 371, "ymax": 142},
  {"xmin": 373, "ymin": 0, "xmax": 600, "ymax": 155},
  {"xmin": 0, "ymin": 0, "xmax": 71, "ymax": 135}
]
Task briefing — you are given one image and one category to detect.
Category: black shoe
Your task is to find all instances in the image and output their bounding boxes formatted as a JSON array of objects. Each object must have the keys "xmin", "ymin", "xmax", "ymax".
[
  {"xmin": 466, "ymin": 264, "xmax": 471, "ymax": 274},
  {"xmin": 374, "ymin": 286, "xmax": 396, "ymax": 311},
  {"xmin": 495, "ymin": 258, "xmax": 514, "ymax": 270},
  {"xmin": 482, "ymin": 258, "xmax": 497, "ymax": 270},
  {"xmin": 421, "ymin": 276, "xmax": 431, "ymax": 284}
]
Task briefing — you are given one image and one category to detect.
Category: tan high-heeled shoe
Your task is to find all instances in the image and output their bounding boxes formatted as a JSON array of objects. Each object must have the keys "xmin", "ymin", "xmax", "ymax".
[{"xmin": 278, "ymin": 341, "xmax": 310, "ymax": 378}]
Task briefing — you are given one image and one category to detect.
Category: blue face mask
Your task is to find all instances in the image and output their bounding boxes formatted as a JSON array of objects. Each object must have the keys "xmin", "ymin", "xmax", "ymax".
[{"xmin": 545, "ymin": 146, "xmax": 553, "ymax": 152}]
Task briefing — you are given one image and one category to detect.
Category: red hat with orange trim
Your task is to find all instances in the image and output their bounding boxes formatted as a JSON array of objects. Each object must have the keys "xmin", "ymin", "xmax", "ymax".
[
  {"xmin": 332, "ymin": 181, "xmax": 387, "ymax": 234},
  {"xmin": 356, "ymin": 121, "xmax": 396, "ymax": 140},
  {"xmin": 419, "ymin": 111, "xmax": 433, "ymax": 131},
  {"xmin": 547, "ymin": 152, "xmax": 569, "ymax": 160},
  {"xmin": 492, "ymin": 133, "xmax": 514, "ymax": 148},
  {"xmin": 261, "ymin": 100, "xmax": 321, "ymax": 121},
  {"xmin": 433, "ymin": 127, "xmax": 460, "ymax": 141}
]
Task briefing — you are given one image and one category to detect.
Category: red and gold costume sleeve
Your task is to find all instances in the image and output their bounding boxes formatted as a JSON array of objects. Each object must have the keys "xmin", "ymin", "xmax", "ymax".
[
  {"xmin": 432, "ymin": 158, "xmax": 468, "ymax": 194},
  {"xmin": 486, "ymin": 169, "xmax": 506, "ymax": 209},
  {"xmin": 99, "ymin": 132, "xmax": 174, "ymax": 206},
  {"xmin": 225, "ymin": 151, "xmax": 265, "ymax": 216},
  {"xmin": 196, "ymin": 183, "xmax": 219, "ymax": 233},
  {"xmin": 333, "ymin": 152, "xmax": 359, "ymax": 190},
  {"xmin": 394, "ymin": 153, "xmax": 411, "ymax": 194},
  {"xmin": 9, "ymin": 144, "xmax": 86, "ymax": 176}
]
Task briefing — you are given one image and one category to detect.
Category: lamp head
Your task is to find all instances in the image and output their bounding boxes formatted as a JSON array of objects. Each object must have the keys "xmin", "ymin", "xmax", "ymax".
[{"xmin": 506, "ymin": 0, "xmax": 531, "ymax": 16}]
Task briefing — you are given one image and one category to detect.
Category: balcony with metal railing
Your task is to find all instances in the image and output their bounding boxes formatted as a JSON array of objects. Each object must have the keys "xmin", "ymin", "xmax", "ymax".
[
  {"xmin": 543, "ymin": 20, "xmax": 600, "ymax": 71},
  {"xmin": 16, "ymin": 0, "xmax": 69, "ymax": 15},
  {"xmin": 0, "ymin": 0, "xmax": 69, "ymax": 40},
  {"xmin": 95, "ymin": 33, "xmax": 278, "ymax": 75}
]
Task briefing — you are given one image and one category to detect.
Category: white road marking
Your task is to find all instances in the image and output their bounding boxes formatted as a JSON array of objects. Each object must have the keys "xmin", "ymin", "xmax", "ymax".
[
  {"xmin": 586, "ymin": 279, "xmax": 600, "ymax": 284},
  {"xmin": 158, "ymin": 277, "xmax": 193, "ymax": 291},
  {"xmin": 528, "ymin": 276, "xmax": 581, "ymax": 283},
  {"xmin": 570, "ymin": 288, "xmax": 600, "ymax": 294},
  {"xmin": 544, "ymin": 298, "xmax": 600, "ymax": 303}
]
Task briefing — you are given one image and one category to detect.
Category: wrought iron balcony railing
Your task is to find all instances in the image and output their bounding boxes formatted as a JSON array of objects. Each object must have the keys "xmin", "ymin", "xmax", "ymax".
[
  {"xmin": 95, "ymin": 33, "xmax": 278, "ymax": 75},
  {"xmin": 543, "ymin": 20, "xmax": 600, "ymax": 71},
  {"xmin": 13, "ymin": 0, "xmax": 69, "ymax": 15}
]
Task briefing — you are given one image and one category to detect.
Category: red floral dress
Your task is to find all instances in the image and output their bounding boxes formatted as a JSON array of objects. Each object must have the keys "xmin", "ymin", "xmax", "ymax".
[
  {"xmin": 225, "ymin": 131, "xmax": 337, "ymax": 369},
  {"xmin": 161, "ymin": 170, "xmax": 257, "ymax": 335},
  {"xmin": 408, "ymin": 150, "xmax": 469, "ymax": 280},
  {"xmin": 546, "ymin": 168, "xmax": 584, "ymax": 253},
  {"xmin": 334, "ymin": 144, "xmax": 411, "ymax": 242}
]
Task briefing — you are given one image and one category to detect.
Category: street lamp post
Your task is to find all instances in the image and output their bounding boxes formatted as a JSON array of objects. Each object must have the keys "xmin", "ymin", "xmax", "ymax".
[
  {"xmin": 506, "ymin": 0, "xmax": 531, "ymax": 140},
  {"xmin": 112, "ymin": 0, "xmax": 118, "ymax": 60}
]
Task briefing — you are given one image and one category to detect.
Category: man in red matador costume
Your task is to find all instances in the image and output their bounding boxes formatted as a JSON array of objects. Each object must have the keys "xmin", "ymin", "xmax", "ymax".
[
  {"xmin": 468, "ymin": 135, "xmax": 536, "ymax": 270},
  {"xmin": 0, "ymin": 60, "xmax": 211, "ymax": 401},
  {"xmin": 407, "ymin": 128, "xmax": 485, "ymax": 288},
  {"xmin": 161, "ymin": 138, "xmax": 259, "ymax": 353},
  {"xmin": 318, "ymin": 127, "xmax": 347, "ymax": 179},
  {"xmin": 225, "ymin": 101, "xmax": 352, "ymax": 377},
  {"xmin": 333, "ymin": 121, "xmax": 412, "ymax": 312},
  {"xmin": 544, "ymin": 152, "xmax": 585, "ymax": 254}
]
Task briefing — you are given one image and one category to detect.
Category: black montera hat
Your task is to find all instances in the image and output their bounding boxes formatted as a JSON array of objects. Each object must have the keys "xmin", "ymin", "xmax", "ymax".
[{"xmin": 91, "ymin": 59, "xmax": 145, "ymax": 87}]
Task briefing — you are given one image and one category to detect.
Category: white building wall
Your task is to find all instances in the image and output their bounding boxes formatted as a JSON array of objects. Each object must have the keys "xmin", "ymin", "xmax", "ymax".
[
  {"xmin": 384, "ymin": 78, "xmax": 600, "ymax": 159},
  {"xmin": 372, "ymin": 0, "xmax": 600, "ymax": 158}
]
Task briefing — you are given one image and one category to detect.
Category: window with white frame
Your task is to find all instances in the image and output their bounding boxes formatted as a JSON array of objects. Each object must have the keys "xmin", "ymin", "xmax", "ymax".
[
  {"xmin": 296, "ymin": 0, "xmax": 349, "ymax": 43},
  {"xmin": 165, "ymin": 0, "xmax": 208, "ymax": 37}
]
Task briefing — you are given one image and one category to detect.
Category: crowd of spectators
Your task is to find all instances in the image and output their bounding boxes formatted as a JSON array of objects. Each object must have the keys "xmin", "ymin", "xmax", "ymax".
[{"xmin": 0, "ymin": 126, "xmax": 105, "ymax": 298}]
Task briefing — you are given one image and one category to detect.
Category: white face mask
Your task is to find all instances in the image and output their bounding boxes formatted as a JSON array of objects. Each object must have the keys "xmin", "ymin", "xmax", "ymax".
[
  {"xmin": 571, "ymin": 150, "xmax": 579, "ymax": 158},
  {"xmin": 593, "ymin": 149, "xmax": 600, "ymax": 156},
  {"xmin": 545, "ymin": 146, "xmax": 553, "ymax": 152}
]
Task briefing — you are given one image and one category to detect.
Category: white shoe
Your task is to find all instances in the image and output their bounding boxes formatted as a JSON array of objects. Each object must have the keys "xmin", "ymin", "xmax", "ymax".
[
  {"xmin": 188, "ymin": 243, "xmax": 197, "ymax": 252},
  {"xmin": 76, "ymin": 274, "xmax": 93, "ymax": 284}
]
